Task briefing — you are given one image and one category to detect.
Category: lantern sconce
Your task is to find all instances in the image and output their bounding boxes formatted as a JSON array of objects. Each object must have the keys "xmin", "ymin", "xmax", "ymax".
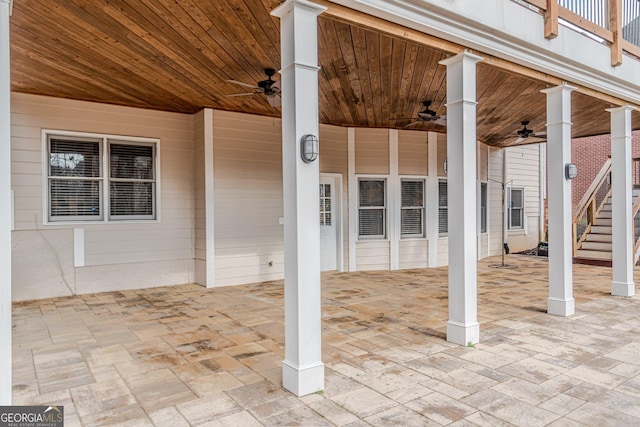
[
  {"xmin": 565, "ymin": 163, "xmax": 578, "ymax": 180},
  {"xmin": 300, "ymin": 134, "xmax": 319, "ymax": 163}
]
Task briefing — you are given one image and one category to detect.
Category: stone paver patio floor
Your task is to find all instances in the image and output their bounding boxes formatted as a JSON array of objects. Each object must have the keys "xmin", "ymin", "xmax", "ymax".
[{"xmin": 11, "ymin": 255, "xmax": 640, "ymax": 426}]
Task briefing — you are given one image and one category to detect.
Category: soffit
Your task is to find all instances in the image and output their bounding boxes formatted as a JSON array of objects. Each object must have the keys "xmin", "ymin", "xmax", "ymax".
[{"xmin": 8, "ymin": 0, "xmax": 635, "ymax": 146}]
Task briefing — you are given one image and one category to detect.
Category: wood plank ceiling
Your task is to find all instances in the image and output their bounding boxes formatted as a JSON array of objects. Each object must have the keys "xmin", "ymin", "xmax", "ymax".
[{"xmin": 8, "ymin": 0, "xmax": 636, "ymax": 146}]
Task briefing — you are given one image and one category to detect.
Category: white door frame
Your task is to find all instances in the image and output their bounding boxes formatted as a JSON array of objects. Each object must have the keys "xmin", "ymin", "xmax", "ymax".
[{"xmin": 320, "ymin": 173, "xmax": 344, "ymax": 272}]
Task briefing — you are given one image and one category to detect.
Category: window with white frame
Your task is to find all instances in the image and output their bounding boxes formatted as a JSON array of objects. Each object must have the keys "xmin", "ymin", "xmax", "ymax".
[
  {"xmin": 401, "ymin": 179, "xmax": 425, "ymax": 238},
  {"xmin": 46, "ymin": 132, "xmax": 158, "ymax": 222},
  {"xmin": 508, "ymin": 187, "xmax": 524, "ymax": 230},
  {"xmin": 438, "ymin": 179, "xmax": 448, "ymax": 236},
  {"xmin": 358, "ymin": 179, "xmax": 386, "ymax": 239},
  {"xmin": 480, "ymin": 182, "xmax": 488, "ymax": 233}
]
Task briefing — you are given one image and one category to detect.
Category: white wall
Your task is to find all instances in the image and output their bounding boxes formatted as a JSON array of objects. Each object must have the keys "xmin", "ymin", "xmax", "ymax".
[
  {"xmin": 505, "ymin": 144, "xmax": 542, "ymax": 252},
  {"xmin": 11, "ymin": 93, "xmax": 195, "ymax": 300}
]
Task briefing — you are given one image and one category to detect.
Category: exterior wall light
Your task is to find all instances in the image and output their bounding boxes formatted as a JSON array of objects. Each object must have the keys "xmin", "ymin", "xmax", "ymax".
[
  {"xmin": 443, "ymin": 157, "xmax": 448, "ymax": 175},
  {"xmin": 300, "ymin": 134, "xmax": 319, "ymax": 163},
  {"xmin": 565, "ymin": 163, "xmax": 578, "ymax": 180}
]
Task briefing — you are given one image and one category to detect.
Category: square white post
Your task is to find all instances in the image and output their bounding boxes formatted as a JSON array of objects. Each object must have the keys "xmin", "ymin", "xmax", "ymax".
[
  {"xmin": 271, "ymin": 0, "xmax": 326, "ymax": 396},
  {"xmin": 609, "ymin": 106, "xmax": 636, "ymax": 297},
  {"xmin": 543, "ymin": 84, "xmax": 576, "ymax": 316},
  {"xmin": 440, "ymin": 51, "xmax": 483, "ymax": 346},
  {"xmin": 0, "ymin": 0, "xmax": 12, "ymax": 405}
]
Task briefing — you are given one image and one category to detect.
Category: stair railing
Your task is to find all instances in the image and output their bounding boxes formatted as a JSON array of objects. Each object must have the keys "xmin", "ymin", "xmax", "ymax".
[
  {"xmin": 573, "ymin": 158, "xmax": 612, "ymax": 256},
  {"xmin": 633, "ymin": 191, "xmax": 640, "ymax": 260}
]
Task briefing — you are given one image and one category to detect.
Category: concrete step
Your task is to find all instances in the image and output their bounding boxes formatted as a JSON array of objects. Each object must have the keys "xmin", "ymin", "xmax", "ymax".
[
  {"xmin": 585, "ymin": 234, "xmax": 612, "ymax": 243},
  {"xmin": 598, "ymin": 210, "xmax": 611, "ymax": 219},
  {"xmin": 575, "ymin": 249, "xmax": 612, "ymax": 260},
  {"xmin": 590, "ymin": 225, "xmax": 612, "ymax": 234},
  {"xmin": 581, "ymin": 241, "xmax": 612, "ymax": 251}
]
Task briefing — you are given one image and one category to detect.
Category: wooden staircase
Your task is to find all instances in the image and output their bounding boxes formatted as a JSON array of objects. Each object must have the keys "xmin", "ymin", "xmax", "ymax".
[{"xmin": 573, "ymin": 159, "xmax": 640, "ymax": 266}]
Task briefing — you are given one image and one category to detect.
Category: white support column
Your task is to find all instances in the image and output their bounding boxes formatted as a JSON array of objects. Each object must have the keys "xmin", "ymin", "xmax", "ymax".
[
  {"xmin": 271, "ymin": 0, "xmax": 325, "ymax": 396},
  {"xmin": 389, "ymin": 129, "xmax": 400, "ymax": 270},
  {"xmin": 440, "ymin": 51, "xmax": 483, "ymax": 346},
  {"xmin": 0, "ymin": 0, "xmax": 12, "ymax": 405},
  {"xmin": 347, "ymin": 128, "xmax": 357, "ymax": 271},
  {"xmin": 543, "ymin": 84, "xmax": 576, "ymax": 316},
  {"xmin": 609, "ymin": 106, "xmax": 636, "ymax": 297},
  {"xmin": 427, "ymin": 132, "xmax": 439, "ymax": 267},
  {"xmin": 204, "ymin": 108, "xmax": 216, "ymax": 288}
]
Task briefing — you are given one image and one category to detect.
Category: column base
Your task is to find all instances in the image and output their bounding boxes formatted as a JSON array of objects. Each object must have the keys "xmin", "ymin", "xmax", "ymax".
[
  {"xmin": 282, "ymin": 360, "xmax": 324, "ymax": 396},
  {"xmin": 547, "ymin": 297, "xmax": 575, "ymax": 316},
  {"xmin": 446, "ymin": 321, "xmax": 479, "ymax": 346},
  {"xmin": 612, "ymin": 281, "xmax": 635, "ymax": 297}
]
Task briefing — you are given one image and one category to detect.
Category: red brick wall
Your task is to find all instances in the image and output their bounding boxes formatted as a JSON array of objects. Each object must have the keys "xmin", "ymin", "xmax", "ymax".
[{"xmin": 571, "ymin": 131, "xmax": 640, "ymax": 208}]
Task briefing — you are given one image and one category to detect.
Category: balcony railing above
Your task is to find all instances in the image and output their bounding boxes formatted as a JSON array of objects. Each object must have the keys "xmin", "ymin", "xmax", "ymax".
[{"xmin": 513, "ymin": 0, "xmax": 640, "ymax": 65}]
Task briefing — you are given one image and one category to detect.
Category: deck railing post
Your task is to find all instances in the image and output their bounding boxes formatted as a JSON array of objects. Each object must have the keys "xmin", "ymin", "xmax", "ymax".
[
  {"xmin": 545, "ymin": 0, "xmax": 559, "ymax": 38},
  {"xmin": 610, "ymin": 0, "xmax": 623, "ymax": 65}
]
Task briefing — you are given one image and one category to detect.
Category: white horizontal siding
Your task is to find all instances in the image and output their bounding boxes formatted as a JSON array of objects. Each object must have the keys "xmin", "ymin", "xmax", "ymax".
[
  {"xmin": 399, "ymin": 239, "xmax": 428, "ymax": 269},
  {"xmin": 505, "ymin": 144, "xmax": 541, "ymax": 252},
  {"xmin": 437, "ymin": 238, "xmax": 449, "ymax": 266},
  {"xmin": 356, "ymin": 240, "xmax": 390, "ymax": 271},
  {"xmin": 488, "ymin": 147, "xmax": 505, "ymax": 256},
  {"xmin": 10, "ymin": 93, "xmax": 195, "ymax": 300},
  {"xmin": 212, "ymin": 110, "xmax": 284, "ymax": 286},
  {"xmin": 398, "ymin": 130, "xmax": 428, "ymax": 175},
  {"xmin": 355, "ymin": 128, "xmax": 389, "ymax": 174},
  {"xmin": 320, "ymin": 124, "xmax": 349, "ymax": 271}
]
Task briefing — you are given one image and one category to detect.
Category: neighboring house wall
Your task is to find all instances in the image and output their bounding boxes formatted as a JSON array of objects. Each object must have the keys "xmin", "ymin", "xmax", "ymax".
[
  {"xmin": 11, "ymin": 93, "xmax": 195, "ymax": 301},
  {"xmin": 571, "ymin": 131, "xmax": 640, "ymax": 208}
]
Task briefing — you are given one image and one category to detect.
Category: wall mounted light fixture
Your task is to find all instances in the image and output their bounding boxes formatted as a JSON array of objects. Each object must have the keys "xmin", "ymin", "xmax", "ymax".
[
  {"xmin": 565, "ymin": 163, "xmax": 578, "ymax": 180},
  {"xmin": 300, "ymin": 134, "xmax": 319, "ymax": 163}
]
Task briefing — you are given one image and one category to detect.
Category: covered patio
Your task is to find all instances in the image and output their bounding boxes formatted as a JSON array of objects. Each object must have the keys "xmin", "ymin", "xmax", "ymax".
[{"xmin": 13, "ymin": 255, "xmax": 640, "ymax": 426}]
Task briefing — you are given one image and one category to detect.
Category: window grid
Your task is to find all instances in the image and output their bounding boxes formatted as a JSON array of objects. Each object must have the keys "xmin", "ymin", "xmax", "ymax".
[
  {"xmin": 438, "ymin": 179, "xmax": 448, "ymax": 236},
  {"xmin": 401, "ymin": 179, "xmax": 425, "ymax": 238},
  {"xmin": 46, "ymin": 133, "xmax": 158, "ymax": 223},
  {"xmin": 358, "ymin": 179, "xmax": 386, "ymax": 239},
  {"xmin": 319, "ymin": 183, "xmax": 332, "ymax": 226},
  {"xmin": 480, "ymin": 182, "xmax": 488, "ymax": 234},
  {"xmin": 508, "ymin": 187, "xmax": 524, "ymax": 230}
]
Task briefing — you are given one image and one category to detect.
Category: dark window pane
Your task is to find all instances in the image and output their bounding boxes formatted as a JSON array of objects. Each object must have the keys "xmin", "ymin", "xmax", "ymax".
[
  {"xmin": 401, "ymin": 209, "xmax": 423, "ymax": 235},
  {"xmin": 401, "ymin": 180, "xmax": 424, "ymax": 207},
  {"xmin": 110, "ymin": 144, "xmax": 154, "ymax": 180},
  {"xmin": 50, "ymin": 179, "xmax": 100, "ymax": 217},
  {"xmin": 50, "ymin": 139, "xmax": 100, "ymax": 178},
  {"xmin": 359, "ymin": 180, "xmax": 385, "ymax": 207},
  {"xmin": 359, "ymin": 209, "xmax": 384, "ymax": 236},
  {"xmin": 110, "ymin": 182, "xmax": 154, "ymax": 216}
]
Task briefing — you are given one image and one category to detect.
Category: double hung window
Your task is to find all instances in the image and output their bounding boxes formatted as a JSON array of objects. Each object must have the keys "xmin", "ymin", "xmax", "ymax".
[
  {"xmin": 508, "ymin": 187, "xmax": 524, "ymax": 230},
  {"xmin": 401, "ymin": 179, "xmax": 425, "ymax": 238},
  {"xmin": 46, "ymin": 132, "xmax": 158, "ymax": 223},
  {"xmin": 358, "ymin": 179, "xmax": 386, "ymax": 239}
]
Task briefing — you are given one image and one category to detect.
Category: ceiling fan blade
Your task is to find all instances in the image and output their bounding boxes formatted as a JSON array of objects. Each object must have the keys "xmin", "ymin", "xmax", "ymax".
[
  {"xmin": 515, "ymin": 137, "xmax": 526, "ymax": 144},
  {"xmin": 226, "ymin": 79, "xmax": 261, "ymax": 89},
  {"xmin": 433, "ymin": 116, "xmax": 447, "ymax": 126},
  {"xmin": 226, "ymin": 92, "xmax": 259, "ymax": 97},
  {"xmin": 267, "ymin": 95, "xmax": 281, "ymax": 108},
  {"xmin": 533, "ymin": 132, "xmax": 547, "ymax": 137},
  {"xmin": 403, "ymin": 121, "xmax": 422, "ymax": 128}
]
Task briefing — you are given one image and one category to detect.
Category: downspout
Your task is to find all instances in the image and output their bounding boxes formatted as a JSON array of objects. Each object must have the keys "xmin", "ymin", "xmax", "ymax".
[{"xmin": 0, "ymin": 0, "xmax": 13, "ymax": 405}]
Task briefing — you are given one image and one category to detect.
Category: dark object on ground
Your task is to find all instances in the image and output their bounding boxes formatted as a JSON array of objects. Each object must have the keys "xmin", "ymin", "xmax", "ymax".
[
  {"xmin": 503, "ymin": 243, "xmax": 510, "ymax": 254},
  {"xmin": 536, "ymin": 241, "xmax": 548, "ymax": 257}
]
